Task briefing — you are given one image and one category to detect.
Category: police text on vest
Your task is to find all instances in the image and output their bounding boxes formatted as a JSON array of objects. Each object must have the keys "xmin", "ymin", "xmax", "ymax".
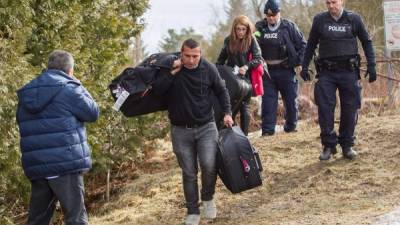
[
  {"xmin": 328, "ymin": 26, "xmax": 346, "ymax": 32},
  {"xmin": 264, "ymin": 33, "xmax": 278, "ymax": 39}
]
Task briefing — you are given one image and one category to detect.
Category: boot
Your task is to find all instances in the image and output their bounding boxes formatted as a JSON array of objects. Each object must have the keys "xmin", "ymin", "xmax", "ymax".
[
  {"xmin": 283, "ymin": 124, "xmax": 297, "ymax": 133},
  {"xmin": 240, "ymin": 110, "xmax": 250, "ymax": 136},
  {"xmin": 261, "ymin": 132, "xmax": 274, "ymax": 137},
  {"xmin": 342, "ymin": 147, "xmax": 357, "ymax": 160},
  {"xmin": 284, "ymin": 128, "xmax": 297, "ymax": 133},
  {"xmin": 319, "ymin": 146, "xmax": 337, "ymax": 161}
]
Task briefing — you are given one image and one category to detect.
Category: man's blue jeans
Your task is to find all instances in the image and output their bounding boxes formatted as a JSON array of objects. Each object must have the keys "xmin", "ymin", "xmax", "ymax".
[{"xmin": 171, "ymin": 122, "xmax": 218, "ymax": 215}]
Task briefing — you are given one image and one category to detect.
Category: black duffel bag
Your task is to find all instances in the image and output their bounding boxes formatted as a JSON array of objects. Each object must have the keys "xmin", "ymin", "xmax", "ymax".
[
  {"xmin": 109, "ymin": 66, "xmax": 167, "ymax": 117},
  {"xmin": 109, "ymin": 54, "xmax": 251, "ymax": 125},
  {"xmin": 217, "ymin": 126, "xmax": 263, "ymax": 193},
  {"xmin": 108, "ymin": 53, "xmax": 178, "ymax": 117},
  {"xmin": 213, "ymin": 65, "xmax": 252, "ymax": 129}
]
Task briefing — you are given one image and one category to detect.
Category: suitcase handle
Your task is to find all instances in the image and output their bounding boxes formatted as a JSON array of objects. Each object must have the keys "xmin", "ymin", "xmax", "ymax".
[{"xmin": 253, "ymin": 148, "xmax": 263, "ymax": 172}]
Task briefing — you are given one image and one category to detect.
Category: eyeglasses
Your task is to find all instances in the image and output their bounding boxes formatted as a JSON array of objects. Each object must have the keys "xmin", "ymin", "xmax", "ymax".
[
  {"xmin": 266, "ymin": 12, "xmax": 278, "ymax": 17},
  {"xmin": 235, "ymin": 27, "xmax": 248, "ymax": 32}
]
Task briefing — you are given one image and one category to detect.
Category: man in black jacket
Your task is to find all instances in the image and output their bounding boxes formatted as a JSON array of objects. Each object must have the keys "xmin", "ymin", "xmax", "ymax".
[
  {"xmin": 156, "ymin": 38, "xmax": 233, "ymax": 225},
  {"xmin": 300, "ymin": 0, "xmax": 377, "ymax": 160}
]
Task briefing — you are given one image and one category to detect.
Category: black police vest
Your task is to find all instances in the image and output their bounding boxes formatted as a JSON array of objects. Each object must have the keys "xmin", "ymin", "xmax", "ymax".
[
  {"xmin": 260, "ymin": 27, "xmax": 287, "ymax": 60},
  {"xmin": 318, "ymin": 15, "xmax": 358, "ymax": 59}
]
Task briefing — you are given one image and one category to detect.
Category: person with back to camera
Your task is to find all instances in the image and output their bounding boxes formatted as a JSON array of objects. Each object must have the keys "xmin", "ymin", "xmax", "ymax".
[
  {"xmin": 255, "ymin": 0, "xmax": 306, "ymax": 136},
  {"xmin": 216, "ymin": 15, "xmax": 264, "ymax": 136},
  {"xmin": 154, "ymin": 38, "xmax": 233, "ymax": 225},
  {"xmin": 16, "ymin": 50, "xmax": 99, "ymax": 225},
  {"xmin": 300, "ymin": 0, "xmax": 377, "ymax": 160}
]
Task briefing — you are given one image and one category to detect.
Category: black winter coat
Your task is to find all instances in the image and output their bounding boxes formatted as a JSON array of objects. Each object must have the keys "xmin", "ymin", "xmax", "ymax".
[{"xmin": 216, "ymin": 36, "xmax": 264, "ymax": 80}]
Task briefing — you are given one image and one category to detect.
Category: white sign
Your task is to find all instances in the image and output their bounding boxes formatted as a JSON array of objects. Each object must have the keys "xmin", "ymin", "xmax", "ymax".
[{"xmin": 384, "ymin": 0, "xmax": 400, "ymax": 51}]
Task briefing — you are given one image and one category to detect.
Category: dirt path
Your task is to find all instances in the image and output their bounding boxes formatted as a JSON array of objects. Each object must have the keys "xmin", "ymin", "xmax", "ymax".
[{"xmin": 90, "ymin": 114, "xmax": 400, "ymax": 225}]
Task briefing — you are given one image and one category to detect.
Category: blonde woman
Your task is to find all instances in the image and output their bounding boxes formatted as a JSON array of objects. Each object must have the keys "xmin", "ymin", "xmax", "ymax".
[{"xmin": 216, "ymin": 15, "xmax": 263, "ymax": 136}]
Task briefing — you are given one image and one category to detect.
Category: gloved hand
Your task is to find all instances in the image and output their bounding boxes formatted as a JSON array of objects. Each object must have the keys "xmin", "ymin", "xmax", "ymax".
[
  {"xmin": 365, "ymin": 65, "xmax": 377, "ymax": 83},
  {"xmin": 300, "ymin": 69, "xmax": 311, "ymax": 81}
]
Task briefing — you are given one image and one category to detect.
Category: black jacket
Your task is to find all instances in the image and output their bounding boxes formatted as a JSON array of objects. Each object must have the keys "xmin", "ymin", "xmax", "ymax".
[
  {"xmin": 216, "ymin": 36, "xmax": 264, "ymax": 80},
  {"xmin": 302, "ymin": 10, "xmax": 375, "ymax": 69},
  {"xmin": 155, "ymin": 58, "xmax": 231, "ymax": 126},
  {"xmin": 255, "ymin": 18, "xmax": 306, "ymax": 68}
]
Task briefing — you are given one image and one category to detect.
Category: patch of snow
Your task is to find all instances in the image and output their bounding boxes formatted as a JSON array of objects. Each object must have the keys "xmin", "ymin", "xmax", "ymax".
[{"xmin": 373, "ymin": 207, "xmax": 400, "ymax": 225}]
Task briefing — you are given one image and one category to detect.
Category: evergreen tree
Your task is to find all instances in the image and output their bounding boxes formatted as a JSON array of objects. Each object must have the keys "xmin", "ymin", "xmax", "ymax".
[
  {"xmin": 0, "ymin": 0, "xmax": 151, "ymax": 222},
  {"xmin": 206, "ymin": 0, "xmax": 248, "ymax": 62},
  {"xmin": 159, "ymin": 27, "xmax": 209, "ymax": 53}
]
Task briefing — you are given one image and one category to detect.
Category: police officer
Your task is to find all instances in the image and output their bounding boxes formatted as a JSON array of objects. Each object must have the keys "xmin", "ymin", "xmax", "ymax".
[
  {"xmin": 255, "ymin": 0, "xmax": 306, "ymax": 136},
  {"xmin": 300, "ymin": 0, "xmax": 377, "ymax": 160}
]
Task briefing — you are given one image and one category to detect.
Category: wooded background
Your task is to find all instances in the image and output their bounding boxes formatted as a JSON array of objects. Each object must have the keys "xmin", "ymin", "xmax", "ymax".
[{"xmin": 0, "ymin": 0, "xmax": 396, "ymax": 223}]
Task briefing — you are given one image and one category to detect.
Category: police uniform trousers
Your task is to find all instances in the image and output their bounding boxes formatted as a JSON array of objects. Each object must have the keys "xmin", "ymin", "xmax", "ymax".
[
  {"xmin": 261, "ymin": 68, "xmax": 298, "ymax": 134},
  {"xmin": 314, "ymin": 69, "xmax": 361, "ymax": 148}
]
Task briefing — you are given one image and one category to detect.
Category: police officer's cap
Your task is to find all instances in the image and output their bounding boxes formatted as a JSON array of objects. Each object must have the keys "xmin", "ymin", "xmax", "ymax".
[{"xmin": 264, "ymin": 0, "xmax": 281, "ymax": 14}]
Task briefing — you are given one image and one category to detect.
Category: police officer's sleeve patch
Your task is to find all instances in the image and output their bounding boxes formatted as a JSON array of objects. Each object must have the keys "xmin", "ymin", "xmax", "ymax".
[{"xmin": 254, "ymin": 31, "xmax": 261, "ymax": 38}]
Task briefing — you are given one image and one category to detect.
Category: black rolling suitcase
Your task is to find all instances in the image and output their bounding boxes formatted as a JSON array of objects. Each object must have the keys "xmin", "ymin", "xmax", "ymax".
[{"xmin": 217, "ymin": 126, "xmax": 263, "ymax": 194}]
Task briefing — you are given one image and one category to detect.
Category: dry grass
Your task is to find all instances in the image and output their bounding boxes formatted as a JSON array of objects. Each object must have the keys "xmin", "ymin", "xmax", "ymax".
[{"xmin": 90, "ymin": 113, "xmax": 400, "ymax": 225}]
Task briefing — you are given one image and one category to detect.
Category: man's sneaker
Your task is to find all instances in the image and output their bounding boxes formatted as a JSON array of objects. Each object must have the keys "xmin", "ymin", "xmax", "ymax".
[
  {"xmin": 184, "ymin": 214, "xmax": 200, "ymax": 225},
  {"xmin": 203, "ymin": 200, "xmax": 217, "ymax": 219}
]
